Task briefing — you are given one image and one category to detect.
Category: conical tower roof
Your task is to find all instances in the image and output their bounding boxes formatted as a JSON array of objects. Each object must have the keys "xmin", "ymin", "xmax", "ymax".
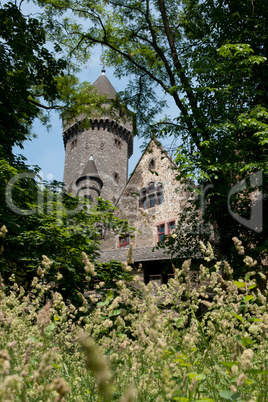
[
  {"xmin": 93, "ymin": 69, "xmax": 117, "ymax": 100},
  {"xmin": 76, "ymin": 155, "xmax": 103, "ymax": 187}
]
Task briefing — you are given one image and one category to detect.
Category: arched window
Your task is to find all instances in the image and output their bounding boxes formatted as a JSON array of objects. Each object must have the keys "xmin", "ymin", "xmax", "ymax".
[{"xmin": 149, "ymin": 158, "xmax": 155, "ymax": 170}]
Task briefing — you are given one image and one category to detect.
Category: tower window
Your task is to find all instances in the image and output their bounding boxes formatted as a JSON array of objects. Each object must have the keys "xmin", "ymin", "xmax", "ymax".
[
  {"xmin": 114, "ymin": 172, "xmax": 119, "ymax": 183},
  {"xmin": 114, "ymin": 138, "xmax": 121, "ymax": 148},
  {"xmin": 71, "ymin": 138, "xmax": 77, "ymax": 149},
  {"xmin": 84, "ymin": 195, "xmax": 93, "ymax": 202}
]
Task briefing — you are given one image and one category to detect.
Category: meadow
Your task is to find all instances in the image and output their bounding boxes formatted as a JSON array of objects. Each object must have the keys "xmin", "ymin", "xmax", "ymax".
[{"xmin": 0, "ymin": 231, "xmax": 267, "ymax": 401}]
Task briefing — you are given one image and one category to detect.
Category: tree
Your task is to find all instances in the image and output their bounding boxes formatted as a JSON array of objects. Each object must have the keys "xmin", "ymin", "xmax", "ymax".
[
  {"xmin": 0, "ymin": 159, "xmax": 134, "ymax": 305},
  {"xmin": 0, "ymin": 2, "xmax": 135, "ymax": 305},
  {"xmin": 35, "ymin": 0, "xmax": 268, "ymax": 264},
  {"xmin": 0, "ymin": 1, "xmax": 106, "ymax": 162}
]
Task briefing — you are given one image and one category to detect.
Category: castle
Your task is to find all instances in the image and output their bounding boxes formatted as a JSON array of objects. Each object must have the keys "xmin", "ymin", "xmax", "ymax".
[{"xmin": 62, "ymin": 71, "xmax": 191, "ymax": 283}]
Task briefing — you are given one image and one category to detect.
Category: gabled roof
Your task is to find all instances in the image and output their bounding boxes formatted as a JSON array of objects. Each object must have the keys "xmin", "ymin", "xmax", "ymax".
[
  {"xmin": 115, "ymin": 136, "xmax": 177, "ymax": 205},
  {"xmin": 93, "ymin": 70, "xmax": 117, "ymax": 100}
]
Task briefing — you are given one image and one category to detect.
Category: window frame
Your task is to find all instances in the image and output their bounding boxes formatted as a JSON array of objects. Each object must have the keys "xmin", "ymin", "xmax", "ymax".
[
  {"xmin": 157, "ymin": 224, "xmax": 165, "ymax": 243},
  {"xmin": 139, "ymin": 182, "xmax": 164, "ymax": 209},
  {"xmin": 119, "ymin": 235, "xmax": 130, "ymax": 248},
  {"xmin": 156, "ymin": 220, "xmax": 176, "ymax": 244}
]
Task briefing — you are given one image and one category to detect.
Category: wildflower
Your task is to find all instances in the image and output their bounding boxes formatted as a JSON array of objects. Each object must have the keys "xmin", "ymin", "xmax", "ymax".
[
  {"xmin": 127, "ymin": 243, "xmax": 134, "ymax": 265},
  {"xmin": 243, "ymin": 256, "xmax": 257, "ymax": 267},
  {"xmin": 23, "ymin": 347, "xmax": 31, "ymax": 366},
  {"xmin": 232, "ymin": 237, "xmax": 245, "ymax": 255},
  {"xmin": 82, "ymin": 252, "xmax": 96, "ymax": 276},
  {"xmin": 37, "ymin": 266, "xmax": 44, "ymax": 277},
  {"xmin": 223, "ymin": 260, "xmax": 233, "ymax": 276},
  {"xmin": 121, "ymin": 261, "xmax": 132, "ymax": 272},
  {"xmin": 56, "ymin": 272, "xmax": 63, "ymax": 280},
  {"xmin": 120, "ymin": 386, "xmax": 137, "ymax": 402},
  {"xmin": 240, "ymin": 349, "xmax": 254, "ymax": 371},
  {"xmin": 0, "ymin": 225, "xmax": 8, "ymax": 238},
  {"xmin": 46, "ymin": 378, "xmax": 70, "ymax": 401},
  {"xmin": 231, "ymin": 364, "xmax": 239, "ymax": 376},
  {"xmin": 249, "ymin": 323, "xmax": 260, "ymax": 335},
  {"xmin": 42, "ymin": 255, "xmax": 53, "ymax": 272},
  {"xmin": 230, "ymin": 385, "xmax": 237, "ymax": 394},
  {"xmin": 237, "ymin": 373, "xmax": 247, "ymax": 386},
  {"xmin": 0, "ymin": 350, "xmax": 10, "ymax": 375},
  {"xmin": 7, "ymin": 341, "xmax": 17, "ymax": 349},
  {"xmin": 37, "ymin": 301, "xmax": 51, "ymax": 335},
  {"xmin": 79, "ymin": 332, "xmax": 113, "ymax": 400},
  {"xmin": 258, "ymin": 271, "xmax": 266, "ymax": 280}
]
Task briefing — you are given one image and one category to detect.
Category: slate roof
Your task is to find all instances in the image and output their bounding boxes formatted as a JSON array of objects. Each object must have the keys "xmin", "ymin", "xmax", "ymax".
[
  {"xmin": 76, "ymin": 155, "xmax": 103, "ymax": 187},
  {"xmin": 93, "ymin": 71, "xmax": 117, "ymax": 100},
  {"xmin": 99, "ymin": 246, "xmax": 190, "ymax": 263}
]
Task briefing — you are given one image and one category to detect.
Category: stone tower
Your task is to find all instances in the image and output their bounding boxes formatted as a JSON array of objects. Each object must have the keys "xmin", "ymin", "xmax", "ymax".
[{"xmin": 62, "ymin": 70, "xmax": 134, "ymax": 204}]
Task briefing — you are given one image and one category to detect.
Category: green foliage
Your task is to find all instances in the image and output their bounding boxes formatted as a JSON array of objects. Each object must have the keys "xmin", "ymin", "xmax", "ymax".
[
  {"xmin": 0, "ymin": 158, "xmax": 134, "ymax": 307},
  {"xmin": 30, "ymin": 0, "xmax": 268, "ymax": 262},
  {"xmin": 0, "ymin": 242, "xmax": 267, "ymax": 400},
  {"xmin": 0, "ymin": 2, "xmax": 67, "ymax": 160}
]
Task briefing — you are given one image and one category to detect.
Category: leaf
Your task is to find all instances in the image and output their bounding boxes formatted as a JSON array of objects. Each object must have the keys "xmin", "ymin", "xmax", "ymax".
[
  {"xmin": 219, "ymin": 389, "xmax": 233, "ymax": 399},
  {"xmin": 220, "ymin": 361, "xmax": 239, "ymax": 368},
  {"xmin": 173, "ymin": 398, "xmax": 190, "ymax": 402},
  {"xmin": 244, "ymin": 295, "xmax": 254, "ymax": 302},
  {"xmin": 194, "ymin": 400, "xmax": 214, "ymax": 402},
  {"xmin": 52, "ymin": 363, "xmax": 61, "ymax": 369},
  {"xmin": 231, "ymin": 313, "xmax": 244, "ymax": 322},
  {"xmin": 109, "ymin": 309, "xmax": 121, "ymax": 317},
  {"xmin": 233, "ymin": 281, "xmax": 246, "ymax": 288},
  {"xmin": 97, "ymin": 299, "xmax": 110, "ymax": 307},
  {"xmin": 241, "ymin": 337, "xmax": 255, "ymax": 347},
  {"xmin": 187, "ymin": 373, "xmax": 206, "ymax": 381},
  {"xmin": 54, "ymin": 314, "xmax": 60, "ymax": 321},
  {"xmin": 247, "ymin": 369, "xmax": 268, "ymax": 375}
]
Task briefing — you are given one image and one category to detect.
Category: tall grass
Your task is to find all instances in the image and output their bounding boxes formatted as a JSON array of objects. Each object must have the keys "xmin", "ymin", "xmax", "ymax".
[{"xmin": 0, "ymin": 234, "xmax": 267, "ymax": 401}]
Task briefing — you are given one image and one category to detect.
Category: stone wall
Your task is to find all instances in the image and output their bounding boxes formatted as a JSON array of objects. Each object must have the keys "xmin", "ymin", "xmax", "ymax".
[
  {"xmin": 102, "ymin": 138, "xmax": 191, "ymax": 250},
  {"xmin": 63, "ymin": 112, "xmax": 133, "ymax": 204}
]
